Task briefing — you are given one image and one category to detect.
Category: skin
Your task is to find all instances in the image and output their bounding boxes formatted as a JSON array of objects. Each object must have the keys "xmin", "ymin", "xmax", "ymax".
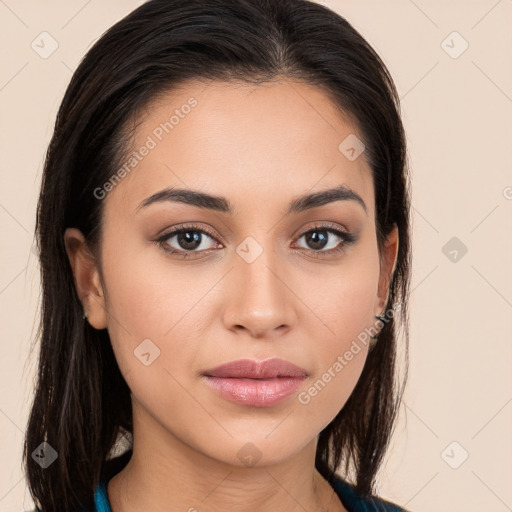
[{"xmin": 65, "ymin": 79, "xmax": 399, "ymax": 512}]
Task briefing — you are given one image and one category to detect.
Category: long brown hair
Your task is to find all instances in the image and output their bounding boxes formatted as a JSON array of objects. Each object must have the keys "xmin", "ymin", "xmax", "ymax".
[{"xmin": 25, "ymin": 0, "xmax": 411, "ymax": 510}]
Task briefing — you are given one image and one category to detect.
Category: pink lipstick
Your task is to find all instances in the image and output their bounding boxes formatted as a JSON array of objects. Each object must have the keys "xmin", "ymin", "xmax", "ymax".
[{"xmin": 202, "ymin": 358, "xmax": 308, "ymax": 407}]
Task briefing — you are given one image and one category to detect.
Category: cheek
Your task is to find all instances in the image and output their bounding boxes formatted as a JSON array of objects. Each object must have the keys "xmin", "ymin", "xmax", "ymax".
[
  {"xmin": 296, "ymin": 285, "xmax": 373, "ymax": 428},
  {"xmin": 101, "ymin": 246, "xmax": 212, "ymax": 434},
  {"xmin": 99, "ymin": 233, "xmax": 209, "ymax": 378},
  {"xmin": 306, "ymin": 240, "xmax": 380, "ymax": 348},
  {"xmin": 297, "ymin": 348, "xmax": 367, "ymax": 427},
  {"xmin": 297, "ymin": 242, "xmax": 380, "ymax": 417},
  {"xmin": 101, "ymin": 223, "xmax": 215, "ymax": 331}
]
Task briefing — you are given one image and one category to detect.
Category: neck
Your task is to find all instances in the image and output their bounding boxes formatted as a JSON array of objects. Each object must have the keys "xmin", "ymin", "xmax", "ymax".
[{"xmin": 107, "ymin": 400, "xmax": 346, "ymax": 512}]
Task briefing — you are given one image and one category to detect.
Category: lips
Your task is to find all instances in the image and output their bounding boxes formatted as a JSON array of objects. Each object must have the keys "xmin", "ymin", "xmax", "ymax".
[
  {"xmin": 203, "ymin": 358, "xmax": 308, "ymax": 379},
  {"xmin": 202, "ymin": 358, "xmax": 308, "ymax": 407}
]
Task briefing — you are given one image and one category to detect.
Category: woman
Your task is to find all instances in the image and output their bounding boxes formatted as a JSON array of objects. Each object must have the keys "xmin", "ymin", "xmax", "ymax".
[{"xmin": 25, "ymin": 1, "xmax": 412, "ymax": 511}]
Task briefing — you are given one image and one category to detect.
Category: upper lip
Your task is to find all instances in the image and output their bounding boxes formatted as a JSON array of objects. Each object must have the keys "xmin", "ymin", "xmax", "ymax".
[{"xmin": 203, "ymin": 358, "xmax": 308, "ymax": 379}]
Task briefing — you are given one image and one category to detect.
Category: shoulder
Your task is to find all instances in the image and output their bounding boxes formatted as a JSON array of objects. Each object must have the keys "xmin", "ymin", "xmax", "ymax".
[
  {"xmin": 93, "ymin": 482, "xmax": 112, "ymax": 512},
  {"xmin": 28, "ymin": 451, "xmax": 130, "ymax": 512},
  {"xmin": 331, "ymin": 476, "xmax": 411, "ymax": 512},
  {"xmin": 91, "ymin": 450, "xmax": 133, "ymax": 512},
  {"xmin": 28, "ymin": 499, "xmax": 105, "ymax": 512}
]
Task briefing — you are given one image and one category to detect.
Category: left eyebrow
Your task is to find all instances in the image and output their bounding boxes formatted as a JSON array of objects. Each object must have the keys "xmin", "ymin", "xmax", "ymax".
[
  {"xmin": 287, "ymin": 184, "xmax": 367, "ymax": 216},
  {"xmin": 136, "ymin": 183, "xmax": 367, "ymax": 216}
]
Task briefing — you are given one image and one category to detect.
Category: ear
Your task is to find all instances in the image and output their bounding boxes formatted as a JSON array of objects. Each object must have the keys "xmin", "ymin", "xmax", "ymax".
[
  {"xmin": 64, "ymin": 228, "xmax": 108, "ymax": 329},
  {"xmin": 375, "ymin": 223, "xmax": 399, "ymax": 316}
]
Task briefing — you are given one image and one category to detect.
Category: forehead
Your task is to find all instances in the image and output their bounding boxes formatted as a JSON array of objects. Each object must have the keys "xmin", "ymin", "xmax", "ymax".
[{"xmin": 106, "ymin": 79, "xmax": 374, "ymax": 217}]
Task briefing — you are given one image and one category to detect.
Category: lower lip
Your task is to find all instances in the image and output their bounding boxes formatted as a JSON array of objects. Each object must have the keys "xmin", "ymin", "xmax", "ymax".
[{"xmin": 202, "ymin": 376, "xmax": 307, "ymax": 407}]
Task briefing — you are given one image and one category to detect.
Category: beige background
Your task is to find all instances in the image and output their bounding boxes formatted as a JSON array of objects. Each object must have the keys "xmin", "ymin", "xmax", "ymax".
[{"xmin": 1, "ymin": 0, "xmax": 511, "ymax": 511}]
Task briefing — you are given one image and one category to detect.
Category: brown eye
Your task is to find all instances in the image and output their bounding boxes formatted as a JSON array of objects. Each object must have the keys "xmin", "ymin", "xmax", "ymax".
[
  {"xmin": 168, "ymin": 230, "xmax": 208, "ymax": 251},
  {"xmin": 293, "ymin": 224, "xmax": 357, "ymax": 256},
  {"xmin": 156, "ymin": 224, "xmax": 222, "ymax": 257}
]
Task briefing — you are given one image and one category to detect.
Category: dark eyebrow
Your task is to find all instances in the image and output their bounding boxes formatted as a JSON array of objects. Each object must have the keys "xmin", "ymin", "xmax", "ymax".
[
  {"xmin": 136, "ymin": 184, "xmax": 367, "ymax": 216},
  {"xmin": 287, "ymin": 184, "xmax": 367, "ymax": 216}
]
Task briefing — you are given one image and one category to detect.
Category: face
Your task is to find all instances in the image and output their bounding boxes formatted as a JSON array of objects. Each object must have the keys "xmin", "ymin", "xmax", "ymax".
[{"xmin": 66, "ymin": 79, "xmax": 398, "ymax": 467}]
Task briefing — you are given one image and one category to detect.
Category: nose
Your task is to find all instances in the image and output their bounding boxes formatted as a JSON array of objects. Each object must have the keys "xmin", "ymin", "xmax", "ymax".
[{"xmin": 222, "ymin": 245, "xmax": 298, "ymax": 339}]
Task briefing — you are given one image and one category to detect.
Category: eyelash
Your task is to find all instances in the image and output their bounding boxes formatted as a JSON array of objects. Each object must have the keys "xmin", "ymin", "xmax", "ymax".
[{"xmin": 154, "ymin": 222, "xmax": 356, "ymax": 259}]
